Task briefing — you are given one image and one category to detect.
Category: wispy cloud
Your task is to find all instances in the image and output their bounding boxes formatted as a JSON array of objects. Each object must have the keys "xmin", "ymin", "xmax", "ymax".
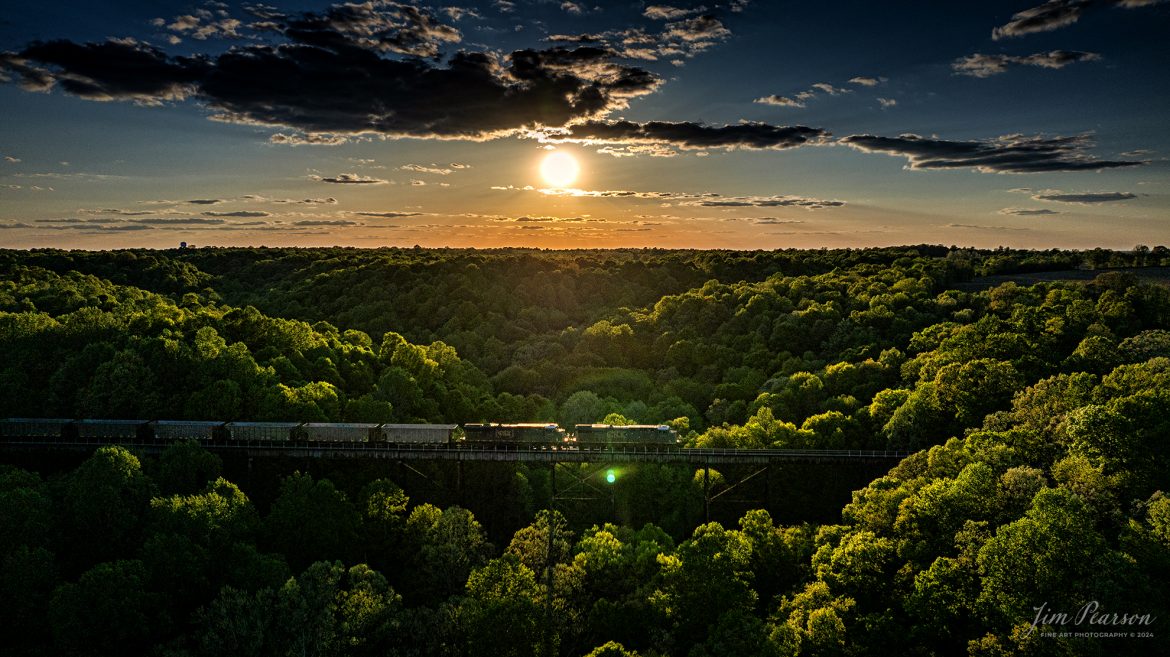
[
  {"xmin": 945, "ymin": 223, "xmax": 1030, "ymax": 231},
  {"xmin": 643, "ymin": 5, "xmax": 705, "ymax": 20},
  {"xmin": 755, "ymin": 80, "xmax": 852, "ymax": 109},
  {"xmin": 314, "ymin": 173, "xmax": 389, "ymax": 185},
  {"xmin": 998, "ymin": 207, "xmax": 1062, "ymax": 215},
  {"xmin": 347, "ymin": 210, "xmax": 426, "ymax": 218},
  {"xmin": 1032, "ymin": 190, "xmax": 1138, "ymax": 203},
  {"xmin": 294, "ymin": 219, "xmax": 360, "ymax": 226},
  {"xmin": 130, "ymin": 217, "xmax": 227, "ymax": 225},
  {"xmin": 78, "ymin": 208, "xmax": 155, "ymax": 216},
  {"xmin": 952, "ymin": 50, "xmax": 1101, "ymax": 77},
  {"xmin": 269, "ymin": 132, "xmax": 348, "ymax": 146},
  {"xmin": 494, "ymin": 184, "xmax": 844, "ymax": 208},
  {"xmin": 202, "ymin": 210, "xmax": 272, "ymax": 217},
  {"xmin": 400, "ymin": 164, "xmax": 454, "ymax": 175}
]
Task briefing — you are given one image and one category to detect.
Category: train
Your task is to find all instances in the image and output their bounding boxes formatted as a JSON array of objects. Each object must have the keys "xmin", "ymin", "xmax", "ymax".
[
  {"xmin": 574, "ymin": 424, "xmax": 679, "ymax": 450},
  {"xmin": 0, "ymin": 418, "xmax": 680, "ymax": 450}
]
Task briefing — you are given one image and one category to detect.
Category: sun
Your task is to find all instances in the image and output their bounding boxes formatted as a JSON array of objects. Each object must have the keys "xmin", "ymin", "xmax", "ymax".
[{"xmin": 539, "ymin": 150, "xmax": 580, "ymax": 188}]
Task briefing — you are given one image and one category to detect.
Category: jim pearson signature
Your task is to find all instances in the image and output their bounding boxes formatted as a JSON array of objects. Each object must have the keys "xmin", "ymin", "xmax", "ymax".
[{"xmin": 1029, "ymin": 601, "xmax": 1157, "ymax": 636}]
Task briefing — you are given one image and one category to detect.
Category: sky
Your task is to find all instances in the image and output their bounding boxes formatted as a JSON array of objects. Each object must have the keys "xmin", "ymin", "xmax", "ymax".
[{"xmin": 0, "ymin": 0, "xmax": 1168, "ymax": 250}]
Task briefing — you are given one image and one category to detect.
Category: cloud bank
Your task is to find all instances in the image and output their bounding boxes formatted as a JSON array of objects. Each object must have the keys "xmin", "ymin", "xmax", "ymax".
[
  {"xmin": 537, "ymin": 119, "xmax": 828, "ymax": 152},
  {"xmin": 1032, "ymin": 190, "xmax": 1138, "ymax": 203},
  {"xmin": 839, "ymin": 133, "xmax": 1144, "ymax": 173},
  {"xmin": 0, "ymin": 2, "xmax": 663, "ymax": 142}
]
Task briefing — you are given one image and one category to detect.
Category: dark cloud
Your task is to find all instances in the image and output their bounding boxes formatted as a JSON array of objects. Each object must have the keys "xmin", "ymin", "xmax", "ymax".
[
  {"xmin": 992, "ymin": 0, "xmax": 1166, "ymax": 40},
  {"xmin": 839, "ymin": 133, "xmax": 1145, "ymax": 173},
  {"xmin": 543, "ymin": 119, "xmax": 827, "ymax": 151},
  {"xmin": 0, "ymin": 222, "xmax": 34, "ymax": 229},
  {"xmin": 1033, "ymin": 190, "xmax": 1138, "ymax": 203},
  {"xmin": 1, "ymin": 9, "xmax": 662, "ymax": 141},
  {"xmin": 0, "ymin": 39, "xmax": 205, "ymax": 103},
  {"xmin": 202, "ymin": 210, "xmax": 272, "ymax": 217},
  {"xmin": 952, "ymin": 50, "xmax": 1101, "ymax": 77},
  {"xmin": 316, "ymin": 173, "xmax": 389, "ymax": 184},
  {"xmin": 294, "ymin": 219, "xmax": 359, "ymax": 226},
  {"xmin": 993, "ymin": 0, "xmax": 1089, "ymax": 39},
  {"xmin": 187, "ymin": 198, "xmax": 225, "ymax": 205},
  {"xmin": 203, "ymin": 44, "xmax": 657, "ymax": 139}
]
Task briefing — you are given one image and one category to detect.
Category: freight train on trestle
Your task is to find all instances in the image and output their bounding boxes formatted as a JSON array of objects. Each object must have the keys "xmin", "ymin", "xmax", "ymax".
[{"xmin": 0, "ymin": 418, "xmax": 681, "ymax": 451}]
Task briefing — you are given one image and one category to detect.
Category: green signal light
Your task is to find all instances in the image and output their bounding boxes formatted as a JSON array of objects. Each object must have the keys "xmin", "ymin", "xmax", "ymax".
[{"xmin": 606, "ymin": 469, "xmax": 616, "ymax": 484}]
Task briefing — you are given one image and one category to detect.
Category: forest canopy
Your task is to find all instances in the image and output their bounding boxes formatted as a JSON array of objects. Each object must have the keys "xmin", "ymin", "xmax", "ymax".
[{"xmin": 1, "ymin": 245, "xmax": 1168, "ymax": 656}]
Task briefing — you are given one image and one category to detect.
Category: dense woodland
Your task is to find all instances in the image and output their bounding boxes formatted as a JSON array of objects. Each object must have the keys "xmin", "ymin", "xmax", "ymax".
[{"xmin": 1, "ymin": 246, "xmax": 1168, "ymax": 656}]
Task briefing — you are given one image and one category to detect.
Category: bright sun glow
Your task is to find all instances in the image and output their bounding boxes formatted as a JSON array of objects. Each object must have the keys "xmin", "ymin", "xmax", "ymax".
[{"xmin": 539, "ymin": 151, "xmax": 580, "ymax": 187}]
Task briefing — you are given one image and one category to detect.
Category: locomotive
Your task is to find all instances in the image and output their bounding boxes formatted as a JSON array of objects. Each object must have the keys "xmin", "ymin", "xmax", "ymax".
[
  {"xmin": 573, "ymin": 424, "xmax": 679, "ymax": 450},
  {"xmin": 463, "ymin": 422, "xmax": 567, "ymax": 447}
]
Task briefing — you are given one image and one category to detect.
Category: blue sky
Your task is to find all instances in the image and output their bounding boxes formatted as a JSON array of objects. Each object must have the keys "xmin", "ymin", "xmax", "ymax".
[{"xmin": 0, "ymin": 0, "xmax": 1167, "ymax": 249}]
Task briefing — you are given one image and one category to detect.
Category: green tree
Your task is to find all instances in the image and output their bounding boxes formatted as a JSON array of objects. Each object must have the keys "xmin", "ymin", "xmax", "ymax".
[
  {"xmin": 153, "ymin": 440, "xmax": 223, "ymax": 496},
  {"xmin": 49, "ymin": 560, "xmax": 165, "ymax": 657},
  {"xmin": 265, "ymin": 473, "xmax": 360, "ymax": 569},
  {"xmin": 463, "ymin": 554, "xmax": 544, "ymax": 657},
  {"xmin": 53, "ymin": 446, "xmax": 152, "ymax": 571},
  {"xmin": 651, "ymin": 522, "xmax": 756, "ymax": 652}
]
